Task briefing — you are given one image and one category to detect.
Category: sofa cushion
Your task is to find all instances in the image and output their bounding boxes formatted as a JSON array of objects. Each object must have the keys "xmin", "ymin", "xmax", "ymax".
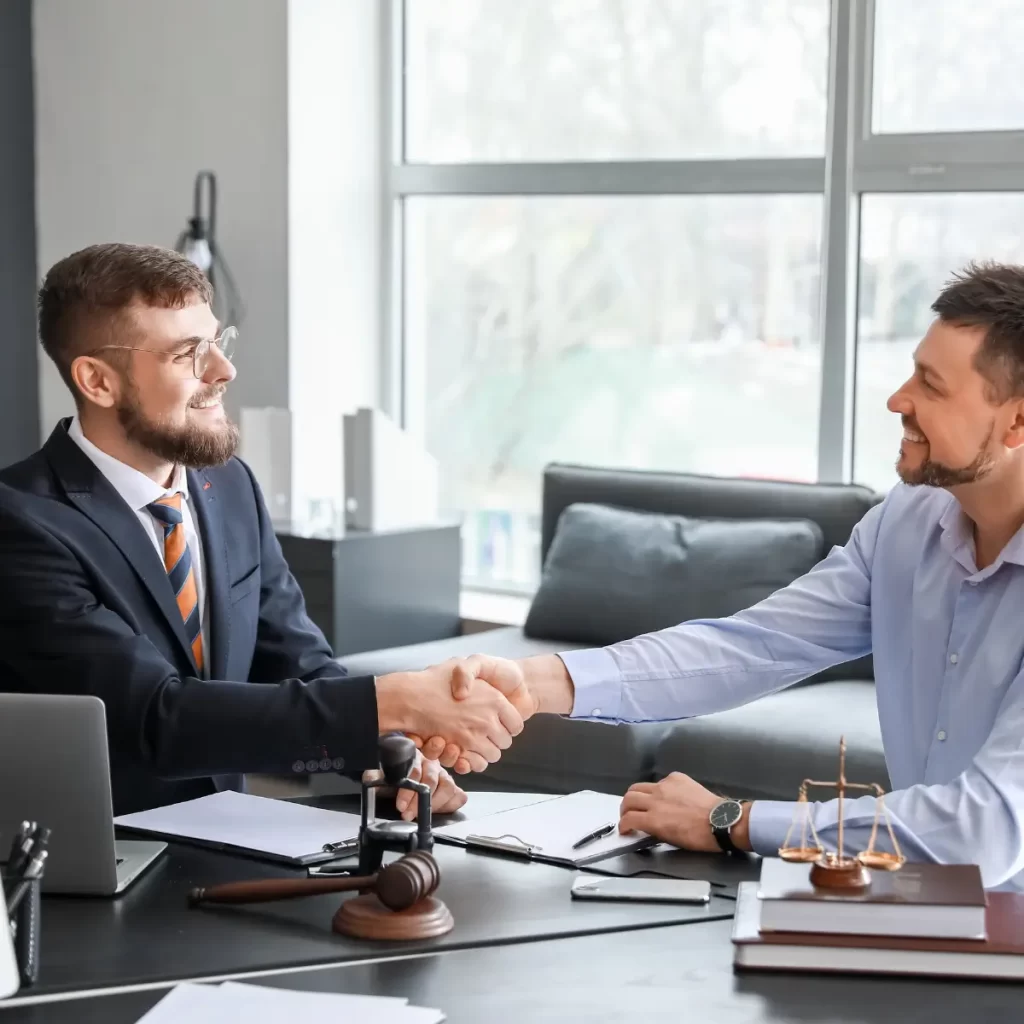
[
  {"xmin": 524, "ymin": 503, "xmax": 824, "ymax": 646},
  {"xmin": 652, "ymin": 679, "xmax": 889, "ymax": 801}
]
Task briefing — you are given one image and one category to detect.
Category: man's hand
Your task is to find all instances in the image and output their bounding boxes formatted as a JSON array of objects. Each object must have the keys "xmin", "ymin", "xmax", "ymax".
[
  {"xmin": 618, "ymin": 773, "xmax": 752, "ymax": 853},
  {"xmin": 410, "ymin": 655, "xmax": 538, "ymax": 774},
  {"xmin": 394, "ymin": 751, "xmax": 467, "ymax": 821},
  {"xmin": 376, "ymin": 659, "xmax": 524, "ymax": 768}
]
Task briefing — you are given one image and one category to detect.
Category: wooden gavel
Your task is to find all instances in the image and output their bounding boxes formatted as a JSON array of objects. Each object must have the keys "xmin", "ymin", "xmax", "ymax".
[{"xmin": 188, "ymin": 850, "xmax": 441, "ymax": 912}]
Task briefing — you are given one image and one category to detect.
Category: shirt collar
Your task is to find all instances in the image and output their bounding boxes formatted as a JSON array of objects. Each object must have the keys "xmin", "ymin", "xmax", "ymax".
[
  {"xmin": 67, "ymin": 415, "xmax": 188, "ymax": 512},
  {"xmin": 938, "ymin": 491, "xmax": 1024, "ymax": 572}
]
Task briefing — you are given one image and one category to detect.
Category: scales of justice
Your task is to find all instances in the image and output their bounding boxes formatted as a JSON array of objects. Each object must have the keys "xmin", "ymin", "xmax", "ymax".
[{"xmin": 778, "ymin": 735, "xmax": 905, "ymax": 889}]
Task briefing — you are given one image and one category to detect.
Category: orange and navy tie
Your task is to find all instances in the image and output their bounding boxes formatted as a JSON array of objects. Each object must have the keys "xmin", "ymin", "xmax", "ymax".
[{"xmin": 147, "ymin": 494, "xmax": 204, "ymax": 673}]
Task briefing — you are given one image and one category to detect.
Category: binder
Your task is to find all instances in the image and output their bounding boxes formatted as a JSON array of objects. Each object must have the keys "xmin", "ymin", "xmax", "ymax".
[{"xmin": 433, "ymin": 790, "xmax": 656, "ymax": 868}]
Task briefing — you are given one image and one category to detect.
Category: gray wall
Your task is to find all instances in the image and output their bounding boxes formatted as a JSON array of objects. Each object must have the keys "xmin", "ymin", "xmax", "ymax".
[
  {"xmin": 0, "ymin": 0, "xmax": 41, "ymax": 464},
  {"xmin": 32, "ymin": 0, "xmax": 290, "ymax": 435}
]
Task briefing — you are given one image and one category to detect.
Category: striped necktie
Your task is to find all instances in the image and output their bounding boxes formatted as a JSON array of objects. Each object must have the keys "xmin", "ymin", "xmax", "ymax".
[{"xmin": 147, "ymin": 494, "xmax": 204, "ymax": 673}]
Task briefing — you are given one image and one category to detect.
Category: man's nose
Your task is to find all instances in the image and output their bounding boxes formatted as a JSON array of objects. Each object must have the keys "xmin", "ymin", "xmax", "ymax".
[
  {"xmin": 887, "ymin": 386, "xmax": 911, "ymax": 416},
  {"xmin": 203, "ymin": 346, "xmax": 236, "ymax": 384}
]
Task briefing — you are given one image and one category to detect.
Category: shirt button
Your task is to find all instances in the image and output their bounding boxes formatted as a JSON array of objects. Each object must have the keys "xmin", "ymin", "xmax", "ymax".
[
  {"xmin": 592, "ymin": 708, "xmax": 602, "ymax": 716},
  {"xmin": 949, "ymin": 653, "xmax": 958, "ymax": 665},
  {"xmin": 937, "ymin": 730, "xmax": 947, "ymax": 742}
]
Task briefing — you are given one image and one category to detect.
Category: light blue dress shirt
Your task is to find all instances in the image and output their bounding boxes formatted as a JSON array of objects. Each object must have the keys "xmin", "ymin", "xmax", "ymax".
[{"xmin": 560, "ymin": 483, "xmax": 1024, "ymax": 891}]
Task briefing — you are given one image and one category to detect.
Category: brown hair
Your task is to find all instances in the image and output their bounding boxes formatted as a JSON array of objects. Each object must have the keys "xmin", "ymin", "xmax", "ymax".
[
  {"xmin": 37, "ymin": 242, "xmax": 213, "ymax": 398},
  {"xmin": 932, "ymin": 260, "xmax": 1024, "ymax": 403}
]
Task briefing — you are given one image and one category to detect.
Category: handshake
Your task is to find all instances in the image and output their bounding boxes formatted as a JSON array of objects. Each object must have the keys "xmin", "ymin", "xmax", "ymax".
[{"xmin": 376, "ymin": 654, "xmax": 556, "ymax": 775}]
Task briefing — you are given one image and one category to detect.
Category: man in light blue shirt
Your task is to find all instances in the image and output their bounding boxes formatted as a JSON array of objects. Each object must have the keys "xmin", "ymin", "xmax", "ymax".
[{"xmin": 436, "ymin": 261, "xmax": 1024, "ymax": 891}]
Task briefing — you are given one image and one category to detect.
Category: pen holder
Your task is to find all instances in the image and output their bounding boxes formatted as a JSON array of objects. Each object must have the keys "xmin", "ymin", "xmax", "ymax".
[{"xmin": 1, "ymin": 862, "xmax": 41, "ymax": 989}]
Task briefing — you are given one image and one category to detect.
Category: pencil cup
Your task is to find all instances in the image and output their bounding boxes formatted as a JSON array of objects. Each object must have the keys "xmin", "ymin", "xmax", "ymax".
[{"xmin": 1, "ymin": 862, "xmax": 41, "ymax": 988}]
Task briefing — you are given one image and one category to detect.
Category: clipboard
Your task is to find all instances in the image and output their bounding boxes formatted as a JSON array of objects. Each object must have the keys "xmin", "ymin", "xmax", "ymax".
[{"xmin": 433, "ymin": 790, "xmax": 656, "ymax": 868}]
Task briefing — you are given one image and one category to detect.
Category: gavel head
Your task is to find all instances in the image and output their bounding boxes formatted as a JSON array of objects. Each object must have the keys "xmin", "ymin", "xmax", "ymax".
[
  {"xmin": 378, "ymin": 733, "xmax": 417, "ymax": 786},
  {"xmin": 375, "ymin": 851, "xmax": 441, "ymax": 911}
]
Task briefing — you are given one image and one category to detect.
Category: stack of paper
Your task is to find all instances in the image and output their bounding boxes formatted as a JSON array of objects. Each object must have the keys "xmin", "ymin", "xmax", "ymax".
[
  {"xmin": 113, "ymin": 791, "xmax": 362, "ymax": 865},
  {"xmin": 137, "ymin": 981, "xmax": 444, "ymax": 1023}
]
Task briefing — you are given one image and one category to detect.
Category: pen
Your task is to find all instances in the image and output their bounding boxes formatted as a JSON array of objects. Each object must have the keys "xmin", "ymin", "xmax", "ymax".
[
  {"xmin": 572, "ymin": 823, "xmax": 616, "ymax": 850},
  {"xmin": 6, "ymin": 822, "xmax": 36, "ymax": 878},
  {"xmin": 6, "ymin": 850, "xmax": 46, "ymax": 917}
]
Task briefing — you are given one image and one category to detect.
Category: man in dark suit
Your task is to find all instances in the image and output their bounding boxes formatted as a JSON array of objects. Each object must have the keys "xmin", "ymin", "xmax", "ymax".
[{"xmin": 0, "ymin": 243, "xmax": 522, "ymax": 815}]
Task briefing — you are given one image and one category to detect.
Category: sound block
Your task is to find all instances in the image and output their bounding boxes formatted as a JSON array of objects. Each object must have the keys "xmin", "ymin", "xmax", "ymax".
[{"xmin": 332, "ymin": 894, "xmax": 454, "ymax": 940}]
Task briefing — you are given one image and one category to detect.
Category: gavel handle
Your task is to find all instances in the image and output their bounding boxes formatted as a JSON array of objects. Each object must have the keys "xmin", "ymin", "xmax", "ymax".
[{"xmin": 189, "ymin": 873, "xmax": 377, "ymax": 906}]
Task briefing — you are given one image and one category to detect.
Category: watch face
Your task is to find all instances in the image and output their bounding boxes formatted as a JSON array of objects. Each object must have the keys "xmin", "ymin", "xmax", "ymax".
[{"xmin": 709, "ymin": 800, "xmax": 743, "ymax": 830}]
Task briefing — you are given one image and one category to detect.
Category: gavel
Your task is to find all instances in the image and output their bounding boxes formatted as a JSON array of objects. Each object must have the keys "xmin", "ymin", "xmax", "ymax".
[{"xmin": 188, "ymin": 849, "xmax": 440, "ymax": 912}]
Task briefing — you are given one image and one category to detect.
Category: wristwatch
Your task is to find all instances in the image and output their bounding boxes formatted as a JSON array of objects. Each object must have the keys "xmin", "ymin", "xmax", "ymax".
[{"xmin": 709, "ymin": 798, "xmax": 745, "ymax": 854}]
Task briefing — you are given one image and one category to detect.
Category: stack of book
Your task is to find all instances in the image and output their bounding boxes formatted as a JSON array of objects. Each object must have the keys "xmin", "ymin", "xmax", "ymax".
[{"xmin": 732, "ymin": 858, "xmax": 1024, "ymax": 980}]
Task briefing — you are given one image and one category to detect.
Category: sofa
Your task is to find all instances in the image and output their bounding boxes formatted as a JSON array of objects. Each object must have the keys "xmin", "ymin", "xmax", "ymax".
[{"xmin": 323, "ymin": 463, "xmax": 891, "ymax": 803}]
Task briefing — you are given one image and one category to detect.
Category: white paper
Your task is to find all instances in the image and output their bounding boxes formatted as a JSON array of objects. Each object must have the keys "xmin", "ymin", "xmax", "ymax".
[
  {"xmin": 137, "ymin": 982, "xmax": 444, "ymax": 1024},
  {"xmin": 433, "ymin": 789, "xmax": 649, "ymax": 865},
  {"xmin": 114, "ymin": 791, "xmax": 361, "ymax": 862}
]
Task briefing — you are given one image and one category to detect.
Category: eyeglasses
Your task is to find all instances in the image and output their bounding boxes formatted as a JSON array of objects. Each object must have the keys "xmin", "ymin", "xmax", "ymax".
[{"xmin": 86, "ymin": 326, "xmax": 238, "ymax": 379}]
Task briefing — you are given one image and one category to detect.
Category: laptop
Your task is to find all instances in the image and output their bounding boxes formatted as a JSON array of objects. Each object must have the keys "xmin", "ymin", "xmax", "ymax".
[{"xmin": 0, "ymin": 693, "xmax": 166, "ymax": 895}]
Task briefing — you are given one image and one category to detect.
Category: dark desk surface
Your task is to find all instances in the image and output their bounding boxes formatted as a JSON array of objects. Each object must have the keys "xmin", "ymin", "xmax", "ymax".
[
  {"xmin": 7, "ymin": 915, "xmax": 1022, "ymax": 1023},
  {"xmin": 1, "ymin": 792, "xmax": 734, "ymax": 1003}
]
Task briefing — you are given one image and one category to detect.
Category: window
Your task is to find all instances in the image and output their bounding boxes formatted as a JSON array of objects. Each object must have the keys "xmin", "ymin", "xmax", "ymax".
[
  {"xmin": 389, "ymin": 2, "xmax": 1024, "ymax": 592},
  {"xmin": 853, "ymin": 193, "xmax": 1024, "ymax": 493},
  {"xmin": 407, "ymin": 195, "xmax": 822, "ymax": 587},
  {"xmin": 406, "ymin": 0, "xmax": 830, "ymax": 162},
  {"xmin": 872, "ymin": 0, "xmax": 1024, "ymax": 135}
]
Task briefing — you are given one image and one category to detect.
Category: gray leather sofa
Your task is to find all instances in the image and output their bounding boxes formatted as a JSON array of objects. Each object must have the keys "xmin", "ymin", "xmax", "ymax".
[{"xmin": 331, "ymin": 463, "xmax": 891, "ymax": 803}]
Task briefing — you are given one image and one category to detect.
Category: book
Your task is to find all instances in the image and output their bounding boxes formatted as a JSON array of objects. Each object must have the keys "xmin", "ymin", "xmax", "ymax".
[
  {"xmin": 757, "ymin": 857, "xmax": 986, "ymax": 939},
  {"xmin": 733, "ymin": 881, "xmax": 1024, "ymax": 981},
  {"xmin": 433, "ymin": 790, "xmax": 654, "ymax": 867}
]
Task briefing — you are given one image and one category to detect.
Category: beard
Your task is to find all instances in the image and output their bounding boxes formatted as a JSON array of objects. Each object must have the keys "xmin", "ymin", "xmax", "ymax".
[
  {"xmin": 897, "ymin": 422, "xmax": 995, "ymax": 488},
  {"xmin": 117, "ymin": 379, "xmax": 239, "ymax": 469}
]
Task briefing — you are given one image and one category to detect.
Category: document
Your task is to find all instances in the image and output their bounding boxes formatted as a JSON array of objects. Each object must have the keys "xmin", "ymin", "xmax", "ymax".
[
  {"xmin": 136, "ymin": 981, "xmax": 444, "ymax": 1023},
  {"xmin": 114, "ymin": 791, "xmax": 362, "ymax": 865},
  {"xmin": 433, "ymin": 789, "xmax": 651, "ymax": 867}
]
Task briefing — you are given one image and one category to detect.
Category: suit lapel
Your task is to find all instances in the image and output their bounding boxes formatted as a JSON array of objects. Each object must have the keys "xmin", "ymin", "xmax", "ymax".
[
  {"xmin": 43, "ymin": 421, "xmax": 198, "ymax": 670},
  {"xmin": 188, "ymin": 468, "xmax": 230, "ymax": 680}
]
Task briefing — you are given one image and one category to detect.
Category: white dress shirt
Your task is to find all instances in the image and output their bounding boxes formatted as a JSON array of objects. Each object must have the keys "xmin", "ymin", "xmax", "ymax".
[{"xmin": 68, "ymin": 416, "xmax": 210, "ymax": 676}]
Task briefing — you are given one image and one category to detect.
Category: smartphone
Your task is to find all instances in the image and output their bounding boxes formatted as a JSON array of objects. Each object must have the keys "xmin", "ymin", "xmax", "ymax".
[{"xmin": 570, "ymin": 875, "xmax": 711, "ymax": 904}]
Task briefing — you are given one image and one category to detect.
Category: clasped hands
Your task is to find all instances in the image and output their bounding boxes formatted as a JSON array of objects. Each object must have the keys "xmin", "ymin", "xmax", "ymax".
[{"xmin": 377, "ymin": 654, "xmax": 535, "ymax": 820}]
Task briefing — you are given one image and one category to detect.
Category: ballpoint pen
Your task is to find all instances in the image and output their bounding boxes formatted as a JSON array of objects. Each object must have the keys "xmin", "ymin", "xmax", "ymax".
[
  {"xmin": 5, "ymin": 823, "xmax": 36, "ymax": 880},
  {"xmin": 572, "ymin": 823, "xmax": 616, "ymax": 850},
  {"xmin": 5, "ymin": 850, "xmax": 47, "ymax": 917}
]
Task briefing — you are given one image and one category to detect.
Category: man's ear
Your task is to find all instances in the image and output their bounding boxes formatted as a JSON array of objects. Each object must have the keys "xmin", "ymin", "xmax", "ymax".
[
  {"xmin": 70, "ymin": 355, "xmax": 120, "ymax": 409},
  {"xmin": 1003, "ymin": 400, "xmax": 1024, "ymax": 451}
]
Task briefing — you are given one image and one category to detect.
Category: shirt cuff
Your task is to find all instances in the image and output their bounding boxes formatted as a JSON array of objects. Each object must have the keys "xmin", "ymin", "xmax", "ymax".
[
  {"xmin": 557, "ymin": 648, "xmax": 624, "ymax": 721},
  {"xmin": 747, "ymin": 800, "xmax": 794, "ymax": 857}
]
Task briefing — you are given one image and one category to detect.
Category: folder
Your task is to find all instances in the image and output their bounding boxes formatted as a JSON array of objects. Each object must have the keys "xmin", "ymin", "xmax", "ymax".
[
  {"xmin": 113, "ymin": 791, "xmax": 362, "ymax": 867},
  {"xmin": 432, "ymin": 790, "xmax": 654, "ymax": 868}
]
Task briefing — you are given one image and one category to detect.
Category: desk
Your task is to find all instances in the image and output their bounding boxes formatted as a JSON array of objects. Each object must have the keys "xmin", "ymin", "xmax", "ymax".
[
  {"xmin": 5, "ymin": 915, "xmax": 1022, "ymax": 1023},
  {"xmin": 0, "ymin": 793, "xmax": 732, "ymax": 1005}
]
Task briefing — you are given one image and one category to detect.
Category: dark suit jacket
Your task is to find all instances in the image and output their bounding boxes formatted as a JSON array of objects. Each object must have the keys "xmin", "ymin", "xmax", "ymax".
[{"xmin": 0, "ymin": 419, "xmax": 379, "ymax": 814}]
